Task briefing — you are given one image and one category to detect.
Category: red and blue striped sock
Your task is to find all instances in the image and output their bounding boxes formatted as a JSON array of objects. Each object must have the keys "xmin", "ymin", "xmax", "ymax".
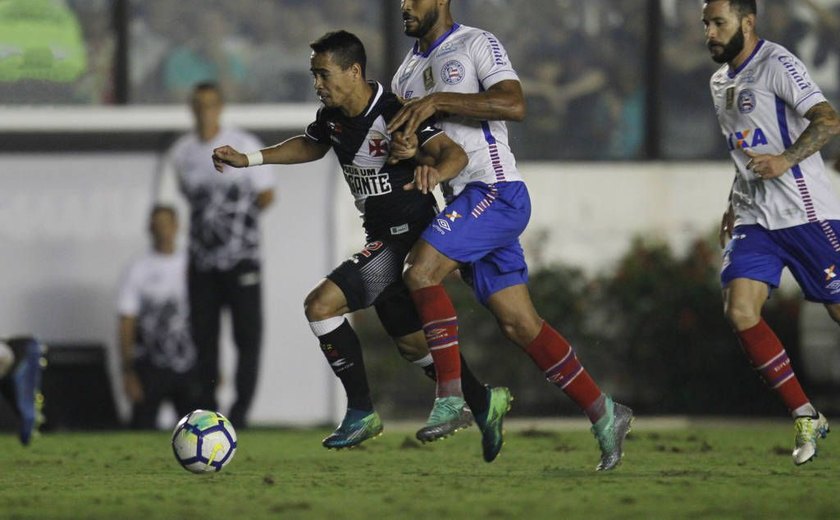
[
  {"xmin": 410, "ymin": 285, "xmax": 462, "ymax": 397},
  {"xmin": 737, "ymin": 319, "xmax": 809, "ymax": 413},
  {"xmin": 525, "ymin": 322, "xmax": 604, "ymax": 422}
]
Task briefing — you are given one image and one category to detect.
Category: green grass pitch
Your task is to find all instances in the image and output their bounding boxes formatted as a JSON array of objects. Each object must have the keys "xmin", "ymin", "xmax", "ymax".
[{"xmin": 0, "ymin": 420, "xmax": 835, "ymax": 519}]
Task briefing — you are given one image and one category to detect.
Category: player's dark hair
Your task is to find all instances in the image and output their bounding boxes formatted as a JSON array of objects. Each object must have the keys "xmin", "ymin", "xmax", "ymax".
[
  {"xmin": 707, "ymin": 0, "xmax": 757, "ymax": 17},
  {"xmin": 730, "ymin": 0, "xmax": 756, "ymax": 16},
  {"xmin": 310, "ymin": 30, "xmax": 367, "ymax": 77},
  {"xmin": 192, "ymin": 81, "xmax": 222, "ymax": 100}
]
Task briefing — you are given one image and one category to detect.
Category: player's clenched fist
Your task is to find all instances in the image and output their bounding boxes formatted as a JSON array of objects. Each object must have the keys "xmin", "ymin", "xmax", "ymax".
[
  {"xmin": 212, "ymin": 145, "xmax": 247, "ymax": 172},
  {"xmin": 404, "ymin": 164, "xmax": 440, "ymax": 194}
]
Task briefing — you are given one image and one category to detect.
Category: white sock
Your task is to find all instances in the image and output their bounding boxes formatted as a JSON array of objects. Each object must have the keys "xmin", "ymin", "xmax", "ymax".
[
  {"xmin": 309, "ymin": 316, "xmax": 345, "ymax": 337},
  {"xmin": 792, "ymin": 402, "xmax": 817, "ymax": 418},
  {"xmin": 412, "ymin": 354, "xmax": 433, "ymax": 368}
]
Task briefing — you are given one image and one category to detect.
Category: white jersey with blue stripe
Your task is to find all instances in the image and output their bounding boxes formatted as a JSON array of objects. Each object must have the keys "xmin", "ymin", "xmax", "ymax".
[
  {"xmin": 392, "ymin": 24, "xmax": 523, "ymax": 198},
  {"xmin": 710, "ymin": 39, "xmax": 840, "ymax": 230}
]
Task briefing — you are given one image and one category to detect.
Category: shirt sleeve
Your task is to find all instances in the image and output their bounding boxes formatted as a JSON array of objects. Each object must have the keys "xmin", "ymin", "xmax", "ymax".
[
  {"xmin": 154, "ymin": 148, "xmax": 181, "ymax": 205},
  {"xmin": 304, "ymin": 107, "xmax": 330, "ymax": 145},
  {"xmin": 469, "ymin": 30, "xmax": 520, "ymax": 90},
  {"xmin": 768, "ymin": 51, "xmax": 827, "ymax": 117},
  {"xmin": 415, "ymin": 116, "xmax": 445, "ymax": 148},
  {"xmin": 116, "ymin": 261, "xmax": 141, "ymax": 316},
  {"xmin": 390, "ymin": 70, "xmax": 399, "ymax": 94},
  {"xmin": 241, "ymin": 132, "xmax": 275, "ymax": 193}
]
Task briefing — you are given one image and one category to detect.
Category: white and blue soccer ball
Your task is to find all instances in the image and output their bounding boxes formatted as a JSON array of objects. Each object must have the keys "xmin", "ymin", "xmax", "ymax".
[{"xmin": 171, "ymin": 409, "xmax": 237, "ymax": 473}]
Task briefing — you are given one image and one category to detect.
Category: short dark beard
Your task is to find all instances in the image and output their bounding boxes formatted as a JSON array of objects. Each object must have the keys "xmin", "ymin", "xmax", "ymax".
[
  {"xmin": 404, "ymin": 7, "xmax": 439, "ymax": 37},
  {"xmin": 710, "ymin": 28, "xmax": 745, "ymax": 64}
]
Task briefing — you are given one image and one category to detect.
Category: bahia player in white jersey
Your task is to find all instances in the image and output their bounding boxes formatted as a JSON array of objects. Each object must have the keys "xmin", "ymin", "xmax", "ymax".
[
  {"xmin": 391, "ymin": 21, "xmax": 523, "ymax": 198},
  {"xmin": 387, "ymin": 0, "xmax": 632, "ymax": 470},
  {"xmin": 213, "ymin": 31, "xmax": 491, "ymax": 450},
  {"xmin": 704, "ymin": 0, "xmax": 840, "ymax": 465}
]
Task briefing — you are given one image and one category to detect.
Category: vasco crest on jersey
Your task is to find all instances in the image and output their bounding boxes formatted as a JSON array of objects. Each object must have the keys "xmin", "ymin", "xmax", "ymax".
[{"xmin": 367, "ymin": 131, "xmax": 389, "ymax": 158}]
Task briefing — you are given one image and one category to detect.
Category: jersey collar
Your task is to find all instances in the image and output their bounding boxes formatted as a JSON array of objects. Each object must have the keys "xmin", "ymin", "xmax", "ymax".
[
  {"xmin": 412, "ymin": 23, "xmax": 461, "ymax": 58},
  {"xmin": 728, "ymin": 39, "xmax": 765, "ymax": 79},
  {"xmin": 361, "ymin": 81, "xmax": 384, "ymax": 118}
]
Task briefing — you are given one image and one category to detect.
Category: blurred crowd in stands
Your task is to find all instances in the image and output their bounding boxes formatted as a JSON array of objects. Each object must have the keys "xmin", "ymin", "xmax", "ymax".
[
  {"xmin": 2, "ymin": 0, "xmax": 840, "ymax": 161},
  {"xmin": 128, "ymin": 0, "xmax": 385, "ymax": 104}
]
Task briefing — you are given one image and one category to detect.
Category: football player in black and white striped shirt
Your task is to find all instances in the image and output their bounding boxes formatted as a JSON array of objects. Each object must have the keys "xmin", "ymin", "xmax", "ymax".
[{"xmin": 213, "ymin": 30, "xmax": 499, "ymax": 449}]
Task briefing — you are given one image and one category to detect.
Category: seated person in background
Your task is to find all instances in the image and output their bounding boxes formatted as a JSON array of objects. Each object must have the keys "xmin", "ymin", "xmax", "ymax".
[{"xmin": 117, "ymin": 205, "xmax": 199, "ymax": 429}]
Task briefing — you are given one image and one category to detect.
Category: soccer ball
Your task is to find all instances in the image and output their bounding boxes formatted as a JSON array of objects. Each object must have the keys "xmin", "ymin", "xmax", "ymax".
[{"xmin": 171, "ymin": 409, "xmax": 237, "ymax": 473}]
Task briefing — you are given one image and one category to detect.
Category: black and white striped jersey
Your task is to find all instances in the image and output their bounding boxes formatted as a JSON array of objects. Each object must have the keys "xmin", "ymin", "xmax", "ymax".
[{"xmin": 306, "ymin": 81, "xmax": 443, "ymax": 237}]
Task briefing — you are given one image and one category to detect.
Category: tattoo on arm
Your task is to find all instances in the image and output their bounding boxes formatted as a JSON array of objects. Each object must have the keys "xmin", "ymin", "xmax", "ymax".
[{"xmin": 781, "ymin": 102, "xmax": 840, "ymax": 166}]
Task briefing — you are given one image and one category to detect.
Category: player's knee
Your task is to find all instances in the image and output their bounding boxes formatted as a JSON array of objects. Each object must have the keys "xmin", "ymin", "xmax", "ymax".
[
  {"xmin": 403, "ymin": 264, "xmax": 432, "ymax": 291},
  {"xmin": 723, "ymin": 301, "xmax": 761, "ymax": 331},
  {"xmin": 497, "ymin": 316, "xmax": 540, "ymax": 347},
  {"xmin": 303, "ymin": 291, "xmax": 333, "ymax": 322}
]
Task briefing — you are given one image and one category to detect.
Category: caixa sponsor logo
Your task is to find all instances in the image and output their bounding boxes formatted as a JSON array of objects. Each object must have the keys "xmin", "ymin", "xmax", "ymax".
[{"xmin": 727, "ymin": 128, "xmax": 767, "ymax": 151}]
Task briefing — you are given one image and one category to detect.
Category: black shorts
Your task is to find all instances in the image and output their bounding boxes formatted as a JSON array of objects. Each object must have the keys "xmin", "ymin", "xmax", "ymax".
[{"xmin": 327, "ymin": 223, "xmax": 425, "ymax": 338}]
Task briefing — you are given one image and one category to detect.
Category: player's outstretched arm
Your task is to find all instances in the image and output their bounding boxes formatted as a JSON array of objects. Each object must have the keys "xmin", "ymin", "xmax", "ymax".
[
  {"xmin": 387, "ymin": 80, "xmax": 525, "ymax": 136},
  {"xmin": 212, "ymin": 145, "xmax": 249, "ymax": 172},
  {"xmin": 403, "ymin": 134, "xmax": 467, "ymax": 194},
  {"xmin": 262, "ymin": 136, "xmax": 331, "ymax": 165},
  {"xmin": 213, "ymin": 136, "xmax": 331, "ymax": 172}
]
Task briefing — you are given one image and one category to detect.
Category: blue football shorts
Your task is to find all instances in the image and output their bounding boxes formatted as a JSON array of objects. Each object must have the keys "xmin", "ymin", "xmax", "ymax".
[
  {"xmin": 421, "ymin": 181, "xmax": 531, "ymax": 305},
  {"xmin": 721, "ymin": 221, "xmax": 840, "ymax": 303}
]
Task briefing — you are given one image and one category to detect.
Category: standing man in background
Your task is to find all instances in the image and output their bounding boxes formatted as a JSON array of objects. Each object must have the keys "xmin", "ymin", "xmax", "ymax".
[
  {"xmin": 117, "ymin": 205, "xmax": 199, "ymax": 429},
  {"xmin": 704, "ymin": 0, "xmax": 840, "ymax": 464},
  {"xmin": 157, "ymin": 82, "xmax": 276, "ymax": 428},
  {"xmin": 388, "ymin": 0, "xmax": 633, "ymax": 470}
]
